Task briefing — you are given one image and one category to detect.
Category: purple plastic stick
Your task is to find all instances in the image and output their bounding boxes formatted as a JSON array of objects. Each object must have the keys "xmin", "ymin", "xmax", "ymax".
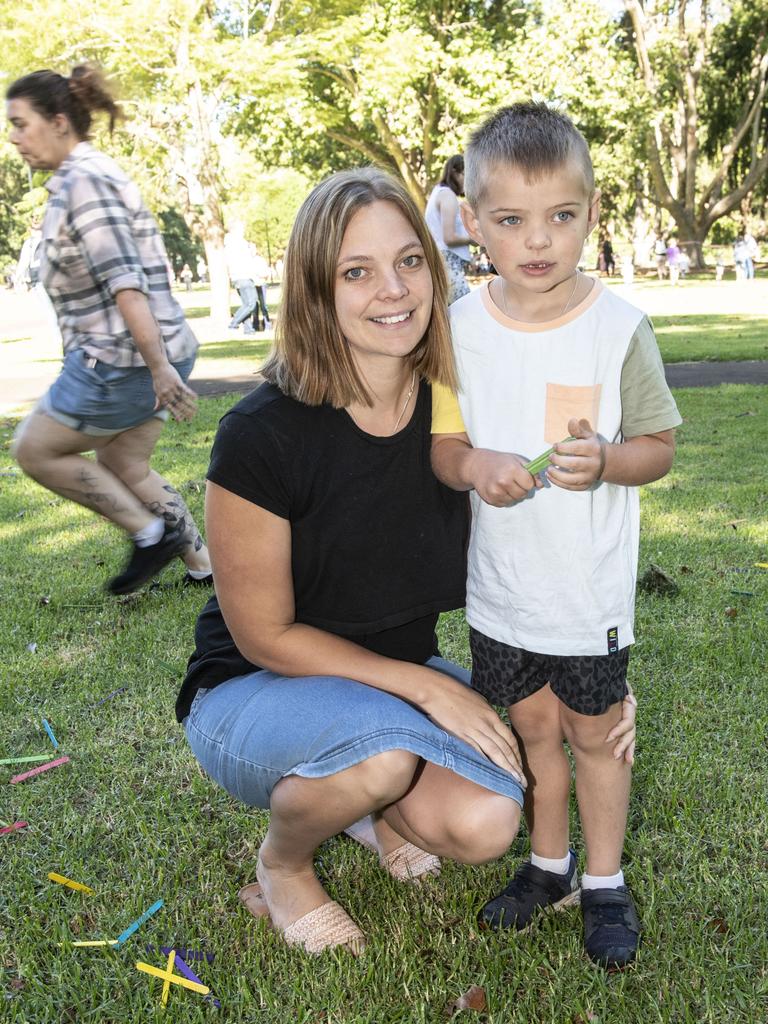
[
  {"xmin": 174, "ymin": 955, "xmax": 221, "ymax": 1009},
  {"xmin": 90, "ymin": 687, "xmax": 127, "ymax": 708}
]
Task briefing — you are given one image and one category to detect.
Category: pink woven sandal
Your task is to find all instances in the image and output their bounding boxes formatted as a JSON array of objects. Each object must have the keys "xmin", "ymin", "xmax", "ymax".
[
  {"xmin": 343, "ymin": 816, "xmax": 441, "ymax": 883},
  {"xmin": 238, "ymin": 882, "xmax": 365, "ymax": 956}
]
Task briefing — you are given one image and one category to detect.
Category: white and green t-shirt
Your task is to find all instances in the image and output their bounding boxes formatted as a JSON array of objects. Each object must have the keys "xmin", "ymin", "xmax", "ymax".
[{"xmin": 436, "ymin": 279, "xmax": 682, "ymax": 657}]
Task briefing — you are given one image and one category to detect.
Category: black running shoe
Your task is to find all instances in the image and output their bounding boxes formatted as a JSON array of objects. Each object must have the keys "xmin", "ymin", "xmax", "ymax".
[
  {"xmin": 182, "ymin": 571, "xmax": 213, "ymax": 587},
  {"xmin": 479, "ymin": 851, "xmax": 580, "ymax": 931},
  {"xmin": 581, "ymin": 885, "xmax": 640, "ymax": 968},
  {"xmin": 107, "ymin": 522, "xmax": 187, "ymax": 595}
]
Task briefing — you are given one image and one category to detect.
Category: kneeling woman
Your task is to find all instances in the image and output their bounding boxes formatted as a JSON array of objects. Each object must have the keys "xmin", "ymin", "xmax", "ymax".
[{"xmin": 176, "ymin": 168, "xmax": 528, "ymax": 954}]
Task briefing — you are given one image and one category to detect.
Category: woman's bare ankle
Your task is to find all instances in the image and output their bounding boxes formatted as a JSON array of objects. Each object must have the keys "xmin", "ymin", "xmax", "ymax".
[{"xmin": 255, "ymin": 845, "xmax": 329, "ymax": 931}]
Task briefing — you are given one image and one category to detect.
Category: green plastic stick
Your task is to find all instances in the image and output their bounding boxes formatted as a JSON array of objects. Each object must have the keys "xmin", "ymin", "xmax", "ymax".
[
  {"xmin": 526, "ymin": 436, "xmax": 576, "ymax": 475},
  {"xmin": 0, "ymin": 754, "xmax": 54, "ymax": 766}
]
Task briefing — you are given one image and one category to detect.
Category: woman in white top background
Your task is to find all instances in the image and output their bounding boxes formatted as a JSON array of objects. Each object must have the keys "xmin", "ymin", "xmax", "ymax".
[{"xmin": 424, "ymin": 155, "xmax": 473, "ymax": 304}]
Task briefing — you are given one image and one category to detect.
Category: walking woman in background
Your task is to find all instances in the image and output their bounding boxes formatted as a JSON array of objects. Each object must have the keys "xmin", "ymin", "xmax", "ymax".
[
  {"xmin": 6, "ymin": 66, "xmax": 212, "ymax": 593},
  {"xmin": 424, "ymin": 154, "xmax": 473, "ymax": 304}
]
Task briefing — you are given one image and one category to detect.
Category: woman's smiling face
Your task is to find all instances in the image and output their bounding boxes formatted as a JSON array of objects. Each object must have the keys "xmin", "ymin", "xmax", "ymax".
[{"xmin": 334, "ymin": 200, "xmax": 434, "ymax": 374}]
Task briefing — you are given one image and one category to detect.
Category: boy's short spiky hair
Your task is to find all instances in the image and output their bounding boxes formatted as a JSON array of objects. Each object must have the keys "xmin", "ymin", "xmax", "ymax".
[{"xmin": 464, "ymin": 102, "xmax": 594, "ymax": 208}]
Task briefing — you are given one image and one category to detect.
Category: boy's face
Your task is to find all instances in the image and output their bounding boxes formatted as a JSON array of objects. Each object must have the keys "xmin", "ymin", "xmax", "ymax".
[{"xmin": 461, "ymin": 158, "xmax": 600, "ymax": 296}]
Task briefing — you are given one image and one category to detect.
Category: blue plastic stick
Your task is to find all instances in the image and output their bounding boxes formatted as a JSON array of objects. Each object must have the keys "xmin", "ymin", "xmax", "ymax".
[
  {"xmin": 41, "ymin": 719, "xmax": 59, "ymax": 750},
  {"xmin": 115, "ymin": 899, "xmax": 164, "ymax": 947}
]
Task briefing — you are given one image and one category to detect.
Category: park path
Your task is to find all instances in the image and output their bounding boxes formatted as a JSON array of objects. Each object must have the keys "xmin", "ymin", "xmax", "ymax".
[{"xmin": 1, "ymin": 281, "xmax": 767, "ymax": 415}]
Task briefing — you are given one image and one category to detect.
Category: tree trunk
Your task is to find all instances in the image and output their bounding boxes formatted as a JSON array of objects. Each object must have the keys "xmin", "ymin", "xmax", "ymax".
[{"xmin": 203, "ymin": 232, "xmax": 230, "ymax": 325}]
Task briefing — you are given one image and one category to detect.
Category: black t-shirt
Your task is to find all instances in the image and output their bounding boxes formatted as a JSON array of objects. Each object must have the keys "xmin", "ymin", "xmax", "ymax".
[{"xmin": 175, "ymin": 381, "xmax": 469, "ymax": 721}]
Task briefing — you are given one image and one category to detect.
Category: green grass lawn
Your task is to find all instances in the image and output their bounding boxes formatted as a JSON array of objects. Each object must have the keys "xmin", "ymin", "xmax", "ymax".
[
  {"xmin": 653, "ymin": 314, "xmax": 768, "ymax": 364},
  {"xmin": 1, "ymin": 386, "xmax": 767, "ymax": 1023}
]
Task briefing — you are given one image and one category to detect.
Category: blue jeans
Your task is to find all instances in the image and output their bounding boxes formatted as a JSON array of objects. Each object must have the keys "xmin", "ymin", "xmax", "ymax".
[{"xmin": 231, "ymin": 279, "xmax": 257, "ymax": 326}]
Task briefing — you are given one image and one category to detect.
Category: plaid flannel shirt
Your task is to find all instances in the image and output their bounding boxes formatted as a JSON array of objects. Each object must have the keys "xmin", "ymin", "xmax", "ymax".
[{"xmin": 41, "ymin": 143, "xmax": 198, "ymax": 368}]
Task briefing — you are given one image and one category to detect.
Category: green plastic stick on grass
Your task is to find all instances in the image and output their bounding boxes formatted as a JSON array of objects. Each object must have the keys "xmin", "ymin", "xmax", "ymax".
[{"xmin": 526, "ymin": 436, "xmax": 576, "ymax": 476}]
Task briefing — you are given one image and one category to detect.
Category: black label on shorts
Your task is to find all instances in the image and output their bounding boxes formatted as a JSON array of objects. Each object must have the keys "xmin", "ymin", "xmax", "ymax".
[{"xmin": 607, "ymin": 627, "xmax": 619, "ymax": 655}]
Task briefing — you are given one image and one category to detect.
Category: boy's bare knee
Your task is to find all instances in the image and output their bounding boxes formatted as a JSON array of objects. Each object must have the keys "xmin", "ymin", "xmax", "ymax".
[
  {"xmin": 448, "ymin": 795, "xmax": 521, "ymax": 864},
  {"xmin": 561, "ymin": 704, "xmax": 619, "ymax": 755}
]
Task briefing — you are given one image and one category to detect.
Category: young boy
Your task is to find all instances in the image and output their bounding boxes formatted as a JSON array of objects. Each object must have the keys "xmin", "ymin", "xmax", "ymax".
[{"xmin": 431, "ymin": 103, "xmax": 681, "ymax": 968}]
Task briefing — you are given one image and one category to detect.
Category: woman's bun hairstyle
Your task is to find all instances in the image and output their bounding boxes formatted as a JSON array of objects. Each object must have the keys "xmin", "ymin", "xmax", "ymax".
[{"xmin": 6, "ymin": 64, "xmax": 122, "ymax": 139}]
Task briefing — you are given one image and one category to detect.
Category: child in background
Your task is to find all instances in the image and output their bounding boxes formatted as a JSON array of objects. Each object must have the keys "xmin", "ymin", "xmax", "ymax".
[{"xmin": 431, "ymin": 102, "xmax": 681, "ymax": 968}]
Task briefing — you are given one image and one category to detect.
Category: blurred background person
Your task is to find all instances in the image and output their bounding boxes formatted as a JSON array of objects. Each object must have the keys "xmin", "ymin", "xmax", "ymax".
[
  {"xmin": 7, "ymin": 65, "xmax": 212, "ymax": 593},
  {"xmin": 424, "ymin": 154, "xmax": 473, "ymax": 304}
]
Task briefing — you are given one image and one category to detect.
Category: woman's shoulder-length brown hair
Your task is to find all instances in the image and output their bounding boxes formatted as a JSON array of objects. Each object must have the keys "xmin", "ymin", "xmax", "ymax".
[{"xmin": 261, "ymin": 167, "xmax": 458, "ymax": 408}]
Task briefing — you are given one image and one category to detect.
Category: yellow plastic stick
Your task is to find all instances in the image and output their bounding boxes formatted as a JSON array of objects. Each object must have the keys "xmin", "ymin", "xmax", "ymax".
[
  {"xmin": 61, "ymin": 940, "xmax": 119, "ymax": 947},
  {"xmin": 48, "ymin": 872, "xmax": 94, "ymax": 894},
  {"xmin": 135, "ymin": 961, "xmax": 209, "ymax": 995},
  {"xmin": 161, "ymin": 950, "xmax": 176, "ymax": 1007}
]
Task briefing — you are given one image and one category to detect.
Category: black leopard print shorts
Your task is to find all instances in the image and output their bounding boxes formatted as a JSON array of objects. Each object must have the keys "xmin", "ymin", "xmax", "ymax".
[{"xmin": 469, "ymin": 627, "xmax": 629, "ymax": 716}]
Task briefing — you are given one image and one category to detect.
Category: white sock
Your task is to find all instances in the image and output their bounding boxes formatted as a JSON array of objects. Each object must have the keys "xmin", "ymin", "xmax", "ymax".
[
  {"xmin": 581, "ymin": 869, "xmax": 624, "ymax": 891},
  {"xmin": 530, "ymin": 851, "xmax": 571, "ymax": 875},
  {"xmin": 131, "ymin": 517, "xmax": 164, "ymax": 548},
  {"xmin": 186, "ymin": 568, "xmax": 212, "ymax": 580}
]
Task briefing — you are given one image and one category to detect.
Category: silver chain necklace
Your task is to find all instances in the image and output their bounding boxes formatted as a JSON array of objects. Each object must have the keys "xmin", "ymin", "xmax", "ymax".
[{"xmin": 501, "ymin": 271, "xmax": 581, "ymax": 323}]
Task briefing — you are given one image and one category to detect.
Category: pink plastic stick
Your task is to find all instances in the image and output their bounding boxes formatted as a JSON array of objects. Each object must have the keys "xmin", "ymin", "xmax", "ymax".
[
  {"xmin": 0, "ymin": 820, "xmax": 28, "ymax": 834},
  {"xmin": 10, "ymin": 756, "xmax": 70, "ymax": 784}
]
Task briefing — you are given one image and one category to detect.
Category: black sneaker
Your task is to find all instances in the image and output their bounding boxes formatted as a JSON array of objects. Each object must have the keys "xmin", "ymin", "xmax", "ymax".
[
  {"xmin": 182, "ymin": 571, "xmax": 213, "ymax": 587},
  {"xmin": 479, "ymin": 851, "xmax": 580, "ymax": 931},
  {"xmin": 581, "ymin": 885, "xmax": 641, "ymax": 968},
  {"xmin": 107, "ymin": 522, "xmax": 187, "ymax": 595}
]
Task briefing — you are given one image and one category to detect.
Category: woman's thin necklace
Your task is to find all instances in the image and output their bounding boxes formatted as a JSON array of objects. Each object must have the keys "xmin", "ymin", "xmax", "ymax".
[
  {"xmin": 392, "ymin": 370, "xmax": 417, "ymax": 433},
  {"xmin": 502, "ymin": 271, "xmax": 581, "ymax": 323}
]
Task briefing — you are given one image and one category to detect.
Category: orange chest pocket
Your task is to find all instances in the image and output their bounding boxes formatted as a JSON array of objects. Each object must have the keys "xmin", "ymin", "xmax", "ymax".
[{"xmin": 544, "ymin": 383, "xmax": 602, "ymax": 444}]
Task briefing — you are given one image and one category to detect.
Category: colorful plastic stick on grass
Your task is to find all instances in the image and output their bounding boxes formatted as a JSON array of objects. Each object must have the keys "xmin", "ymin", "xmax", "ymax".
[
  {"xmin": 116, "ymin": 899, "xmax": 164, "ymax": 947},
  {"xmin": 41, "ymin": 719, "xmax": 59, "ymax": 750},
  {"xmin": 161, "ymin": 949, "xmax": 176, "ymax": 1006},
  {"xmin": 174, "ymin": 954, "xmax": 221, "ymax": 1009},
  {"xmin": 0, "ymin": 821, "xmax": 28, "ymax": 835},
  {"xmin": 9, "ymin": 756, "xmax": 70, "ymax": 784},
  {"xmin": 90, "ymin": 687, "xmax": 127, "ymax": 708},
  {"xmin": 135, "ymin": 960, "xmax": 209, "ymax": 996},
  {"xmin": 0, "ymin": 754, "xmax": 51, "ymax": 766},
  {"xmin": 755, "ymin": 562, "xmax": 768, "ymax": 569},
  {"xmin": 48, "ymin": 872, "xmax": 95, "ymax": 894},
  {"xmin": 60, "ymin": 940, "xmax": 119, "ymax": 947}
]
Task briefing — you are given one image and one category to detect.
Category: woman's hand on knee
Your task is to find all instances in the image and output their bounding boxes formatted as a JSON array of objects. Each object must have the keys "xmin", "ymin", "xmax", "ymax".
[
  {"xmin": 604, "ymin": 686, "xmax": 637, "ymax": 765},
  {"xmin": 419, "ymin": 677, "xmax": 526, "ymax": 784}
]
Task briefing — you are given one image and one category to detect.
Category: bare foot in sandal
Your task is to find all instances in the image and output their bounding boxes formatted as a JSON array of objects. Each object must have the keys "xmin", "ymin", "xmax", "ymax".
[
  {"xmin": 255, "ymin": 843, "xmax": 330, "ymax": 933},
  {"xmin": 242, "ymin": 841, "xmax": 366, "ymax": 955},
  {"xmin": 345, "ymin": 814, "xmax": 441, "ymax": 882}
]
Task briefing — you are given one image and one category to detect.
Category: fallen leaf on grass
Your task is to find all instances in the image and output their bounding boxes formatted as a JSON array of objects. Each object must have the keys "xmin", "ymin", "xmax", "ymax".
[
  {"xmin": 637, "ymin": 564, "xmax": 679, "ymax": 596},
  {"xmin": 708, "ymin": 918, "xmax": 730, "ymax": 934},
  {"xmin": 447, "ymin": 985, "xmax": 487, "ymax": 1015},
  {"xmin": 724, "ymin": 607, "xmax": 738, "ymax": 618}
]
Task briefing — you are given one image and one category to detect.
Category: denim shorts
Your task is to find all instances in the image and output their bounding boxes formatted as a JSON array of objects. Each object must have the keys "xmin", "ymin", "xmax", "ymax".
[
  {"xmin": 41, "ymin": 349, "xmax": 196, "ymax": 436},
  {"xmin": 183, "ymin": 656, "xmax": 525, "ymax": 810}
]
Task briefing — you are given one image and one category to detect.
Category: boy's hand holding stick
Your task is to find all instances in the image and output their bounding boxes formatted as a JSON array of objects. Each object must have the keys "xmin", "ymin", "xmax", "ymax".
[{"xmin": 537, "ymin": 418, "xmax": 606, "ymax": 490}]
